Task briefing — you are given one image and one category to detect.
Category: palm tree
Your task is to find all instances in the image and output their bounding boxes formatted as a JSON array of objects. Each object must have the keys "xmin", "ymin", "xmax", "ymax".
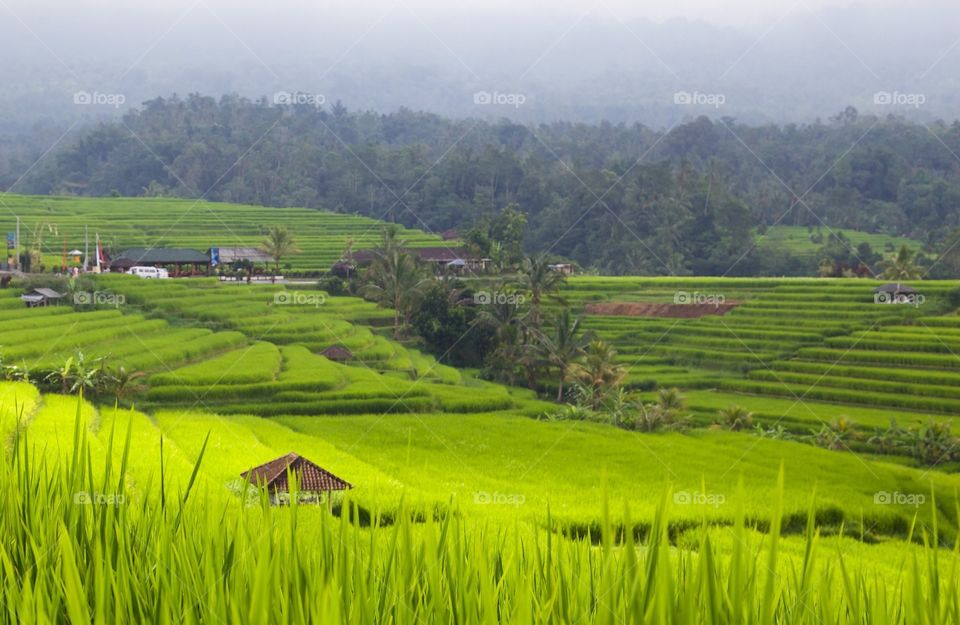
[
  {"xmin": 517, "ymin": 254, "xmax": 566, "ymax": 327},
  {"xmin": 878, "ymin": 244, "xmax": 922, "ymax": 280},
  {"xmin": 567, "ymin": 340, "xmax": 626, "ymax": 409},
  {"xmin": 717, "ymin": 404, "xmax": 754, "ymax": 431},
  {"xmin": 260, "ymin": 226, "xmax": 301, "ymax": 277},
  {"xmin": 536, "ymin": 308, "xmax": 590, "ymax": 401},
  {"xmin": 362, "ymin": 248, "xmax": 430, "ymax": 338},
  {"xmin": 108, "ymin": 366, "xmax": 147, "ymax": 402},
  {"xmin": 472, "ymin": 291, "xmax": 528, "ymax": 385}
]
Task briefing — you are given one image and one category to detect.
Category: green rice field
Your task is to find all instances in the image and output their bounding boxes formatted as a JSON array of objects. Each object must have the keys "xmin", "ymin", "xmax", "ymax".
[
  {"xmin": 0, "ymin": 193, "xmax": 446, "ymax": 272},
  {"xmin": 1, "ymin": 195, "xmax": 960, "ymax": 623}
]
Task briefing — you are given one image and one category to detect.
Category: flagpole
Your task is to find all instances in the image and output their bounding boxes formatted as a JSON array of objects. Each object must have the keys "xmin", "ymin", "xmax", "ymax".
[{"xmin": 95, "ymin": 234, "xmax": 102, "ymax": 273}]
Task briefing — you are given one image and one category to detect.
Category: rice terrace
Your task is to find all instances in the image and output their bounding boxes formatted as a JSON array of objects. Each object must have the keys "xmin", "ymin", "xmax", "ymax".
[
  {"xmin": 0, "ymin": 188, "xmax": 957, "ymax": 624},
  {"xmin": 8, "ymin": 0, "xmax": 960, "ymax": 620}
]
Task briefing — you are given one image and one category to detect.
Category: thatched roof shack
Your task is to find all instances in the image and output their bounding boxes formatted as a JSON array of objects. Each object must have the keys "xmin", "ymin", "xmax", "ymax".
[{"xmin": 241, "ymin": 453, "xmax": 352, "ymax": 505}]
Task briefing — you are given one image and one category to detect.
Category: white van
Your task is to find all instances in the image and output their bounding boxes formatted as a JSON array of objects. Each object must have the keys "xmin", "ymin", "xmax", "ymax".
[{"xmin": 128, "ymin": 266, "xmax": 169, "ymax": 279}]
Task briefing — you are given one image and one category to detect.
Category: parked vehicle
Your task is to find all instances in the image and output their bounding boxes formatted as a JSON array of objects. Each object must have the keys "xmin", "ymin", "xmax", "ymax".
[{"xmin": 128, "ymin": 266, "xmax": 169, "ymax": 279}]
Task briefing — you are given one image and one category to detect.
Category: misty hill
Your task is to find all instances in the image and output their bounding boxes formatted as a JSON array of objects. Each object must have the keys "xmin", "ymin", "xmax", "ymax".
[
  {"xmin": 7, "ymin": 95, "xmax": 960, "ymax": 276},
  {"xmin": 2, "ymin": 1, "xmax": 960, "ymax": 130}
]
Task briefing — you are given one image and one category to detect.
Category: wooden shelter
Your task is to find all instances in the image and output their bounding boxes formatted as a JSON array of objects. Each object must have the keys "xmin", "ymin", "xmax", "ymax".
[
  {"xmin": 21, "ymin": 287, "xmax": 64, "ymax": 308},
  {"xmin": 873, "ymin": 282, "xmax": 920, "ymax": 304},
  {"xmin": 241, "ymin": 453, "xmax": 352, "ymax": 505},
  {"xmin": 111, "ymin": 248, "xmax": 211, "ymax": 276},
  {"xmin": 320, "ymin": 345, "xmax": 353, "ymax": 362}
]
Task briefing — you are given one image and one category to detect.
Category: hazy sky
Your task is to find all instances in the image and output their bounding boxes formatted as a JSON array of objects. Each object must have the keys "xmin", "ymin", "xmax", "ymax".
[{"xmin": 8, "ymin": 0, "xmax": 900, "ymax": 28}]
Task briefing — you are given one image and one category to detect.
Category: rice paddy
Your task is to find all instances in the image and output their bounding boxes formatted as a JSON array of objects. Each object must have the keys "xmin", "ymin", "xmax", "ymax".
[{"xmin": 1, "ymin": 195, "xmax": 960, "ymax": 622}]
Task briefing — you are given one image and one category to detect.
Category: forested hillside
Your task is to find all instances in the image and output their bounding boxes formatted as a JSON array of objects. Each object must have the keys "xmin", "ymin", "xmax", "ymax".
[{"xmin": 9, "ymin": 95, "xmax": 960, "ymax": 275}]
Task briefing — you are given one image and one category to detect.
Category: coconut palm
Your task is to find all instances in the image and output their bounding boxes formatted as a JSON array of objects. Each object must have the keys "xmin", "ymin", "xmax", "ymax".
[
  {"xmin": 567, "ymin": 340, "xmax": 626, "ymax": 409},
  {"xmin": 362, "ymin": 247, "xmax": 430, "ymax": 338},
  {"xmin": 536, "ymin": 308, "xmax": 591, "ymax": 401},
  {"xmin": 517, "ymin": 254, "xmax": 566, "ymax": 327},
  {"xmin": 878, "ymin": 244, "xmax": 922, "ymax": 280},
  {"xmin": 472, "ymin": 290, "xmax": 529, "ymax": 385},
  {"xmin": 717, "ymin": 404, "xmax": 754, "ymax": 431},
  {"xmin": 260, "ymin": 226, "xmax": 300, "ymax": 276},
  {"xmin": 108, "ymin": 366, "xmax": 147, "ymax": 402}
]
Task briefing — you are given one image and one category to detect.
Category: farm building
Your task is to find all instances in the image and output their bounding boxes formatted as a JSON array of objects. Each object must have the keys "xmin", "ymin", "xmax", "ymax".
[
  {"xmin": 873, "ymin": 282, "xmax": 921, "ymax": 304},
  {"xmin": 320, "ymin": 345, "xmax": 353, "ymax": 362},
  {"xmin": 111, "ymin": 248, "xmax": 211, "ymax": 276},
  {"xmin": 549, "ymin": 263, "xmax": 575, "ymax": 275},
  {"xmin": 345, "ymin": 247, "xmax": 489, "ymax": 272},
  {"xmin": 241, "ymin": 453, "xmax": 352, "ymax": 506},
  {"xmin": 20, "ymin": 287, "xmax": 64, "ymax": 307},
  {"xmin": 208, "ymin": 247, "xmax": 273, "ymax": 266}
]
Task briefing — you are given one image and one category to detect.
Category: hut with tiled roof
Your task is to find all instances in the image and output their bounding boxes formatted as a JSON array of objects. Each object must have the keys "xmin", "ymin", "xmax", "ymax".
[{"xmin": 241, "ymin": 453, "xmax": 351, "ymax": 505}]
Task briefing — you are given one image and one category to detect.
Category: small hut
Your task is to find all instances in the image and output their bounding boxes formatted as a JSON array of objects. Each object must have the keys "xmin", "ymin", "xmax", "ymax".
[
  {"xmin": 21, "ymin": 287, "xmax": 64, "ymax": 308},
  {"xmin": 320, "ymin": 345, "xmax": 353, "ymax": 362},
  {"xmin": 873, "ymin": 282, "xmax": 920, "ymax": 304},
  {"xmin": 241, "ymin": 453, "xmax": 351, "ymax": 506}
]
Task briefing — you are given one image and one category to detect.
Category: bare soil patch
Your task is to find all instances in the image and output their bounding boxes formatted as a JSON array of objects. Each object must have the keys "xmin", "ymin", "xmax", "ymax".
[{"xmin": 584, "ymin": 302, "xmax": 740, "ymax": 318}]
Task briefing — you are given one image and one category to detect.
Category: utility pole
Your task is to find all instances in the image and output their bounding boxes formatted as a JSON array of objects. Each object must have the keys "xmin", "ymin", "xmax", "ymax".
[{"xmin": 84, "ymin": 225, "xmax": 89, "ymax": 272}]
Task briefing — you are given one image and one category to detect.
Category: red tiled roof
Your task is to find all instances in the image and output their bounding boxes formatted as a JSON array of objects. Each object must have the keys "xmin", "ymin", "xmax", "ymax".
[{"xmin": 240, "ymin": 453, "xmax": 352, "ymax": 493}]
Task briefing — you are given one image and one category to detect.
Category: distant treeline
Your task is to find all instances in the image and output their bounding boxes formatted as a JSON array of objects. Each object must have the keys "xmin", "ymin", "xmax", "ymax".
[{"xmin": 6, "ymin": 95, "xmax": 960, "ymax": 275}]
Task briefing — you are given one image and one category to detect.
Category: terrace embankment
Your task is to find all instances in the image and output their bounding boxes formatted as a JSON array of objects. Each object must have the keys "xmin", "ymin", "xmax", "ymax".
[{"xmin": 584, "ymin": 301, "xmax": 740, "ymax": 318}]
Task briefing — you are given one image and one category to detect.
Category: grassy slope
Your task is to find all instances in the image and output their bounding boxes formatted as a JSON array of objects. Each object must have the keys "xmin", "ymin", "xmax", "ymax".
[
  {"xmin": 756, "ymin": 225, "xmax": 923, "ymax": 259},
  {"xmin": 0, "ymin": 193, "xmax": 448, "ymax": 271}
]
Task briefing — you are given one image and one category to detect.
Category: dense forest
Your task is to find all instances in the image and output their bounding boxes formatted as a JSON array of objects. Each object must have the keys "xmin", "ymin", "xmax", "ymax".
[{"xmin": 6, "ymin": 95, "xmax": 960, "ymax": 275}]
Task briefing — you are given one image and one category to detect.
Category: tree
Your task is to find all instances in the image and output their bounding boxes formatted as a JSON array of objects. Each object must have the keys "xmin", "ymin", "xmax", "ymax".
[
  {"xmin": 411, "ymin": 282, "xmax": 494, "ymax": 367},
  {"xmin": 634, "ymin": 388, "xmax": 689, "ymax": 432},
  {"xmin": 717, "ymin": 405, "xmax": 753, "ymax": 431},
  {"xmin": 878, "ymin": 244, "xmax": 922, "ymax": 280},
  {"xmin": 260, "ymin": 226, "xmax": 300, "ymax": 277},
  {"xmin": 362, "ymin": 247, "xmax": 430, "ymax": 338},
  {"xmin": 107, "ymin": 366, "xmax": 147, "ymax": 402},
  {"xmin": 517, "ymin": 254, "xmax": 566, "ymax": 328},
  {"xmin": 568, "ymin": 340, "xmax": 626, "ymax": 409},
  {"xmin": 536, "ymin": 308, "xmax": 590, "ymax": 401},
  {"xmin": 471, "ymin": 284, "xmax": 530, "ymax": 385}
]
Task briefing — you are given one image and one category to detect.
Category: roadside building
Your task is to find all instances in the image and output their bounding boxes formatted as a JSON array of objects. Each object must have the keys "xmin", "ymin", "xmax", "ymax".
[{"xmin": 111, "ymin": 248, "xmax": 211, "ymax": 276}]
